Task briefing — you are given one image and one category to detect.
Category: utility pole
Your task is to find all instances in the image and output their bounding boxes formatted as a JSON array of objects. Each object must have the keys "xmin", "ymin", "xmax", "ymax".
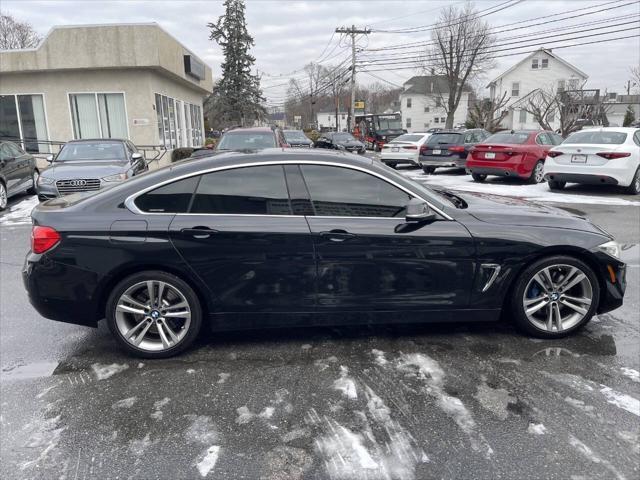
[{"xmin": 335, "ymin": 25, "xmax": 370, "ymax": 132}]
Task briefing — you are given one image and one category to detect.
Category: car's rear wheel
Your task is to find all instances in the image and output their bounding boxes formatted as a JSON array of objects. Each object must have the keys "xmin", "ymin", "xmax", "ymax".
[
  {"xmin": 510, "ymin": 256, "xmax": 599, "ymax": 338},
  {"xmin": 27, "ymin": 170, "xmax": 39, "ymax": 195},
  {"xmin": 0, "ymin": 181, "xmax": 7, "ymax": 210},
  {"xmin": 626, "ymin": 166, "xmax": 640, "ymax": 195},
  {"xmin": 422, "ymin": 166, "xmax": 436, "ymax": 174},
  {"xmin": 548, "ymin": 180, "xmax": 566, "ymax": 191},
  {"xmin": 106, "ymin": 271, "xmax": 202, "ymax": 358},
  {"xmin": 471, "ymin": 173, "xmax": 487, "ymax": 182},
  {"xmin": 528, "ymin": 161, "xmax": 545, "ymax": 184}
]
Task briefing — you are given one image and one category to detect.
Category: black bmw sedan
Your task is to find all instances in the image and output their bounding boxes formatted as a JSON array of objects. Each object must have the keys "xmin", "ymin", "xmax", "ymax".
[
  {"xmin": 23, "ymin": 149, "xmax": 626, "ymax": 358},
  {"xmin": 314, "ymin": 132, "xmax": 366, "ymax": 154}
]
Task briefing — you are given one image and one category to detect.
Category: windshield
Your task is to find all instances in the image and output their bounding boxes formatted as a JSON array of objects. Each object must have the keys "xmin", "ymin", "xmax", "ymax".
[
  {"xmin": 564, "ymin": 130, "xmax": 627, "ymax": 144},
  {"xmin": 284, "ymin": 131, "xmax": 309, "ymax": 141},
  {"xmin": 427, "ymin": 133, "xmax": 462, "ymax": 145},
  {"xmin": 392, "ymin": 134, "xmax": 425, "ymax": 143},
  {"xmin": 56, "ymin": 142, "xmax": 126, "ymax": 162},
  {"xmin": 484, "ymin": 132, "xmax": 530, "ymax": 144},
  {"xmin": 376, "ymin": 116, "xmax": 402, "ymax": 130},
  {"xmin": 217, "ymin": 132, "xmax": 276, "ymax": 150},
  {"xmin": 333, "ymin": 133, "xmax": 356, "ymax": 141}
]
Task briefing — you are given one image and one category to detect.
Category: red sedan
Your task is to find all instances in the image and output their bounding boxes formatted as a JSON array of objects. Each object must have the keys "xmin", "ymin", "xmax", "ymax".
[{"xmin": 466, "ymin": 130, "xmax": 564, "ymax": 183}]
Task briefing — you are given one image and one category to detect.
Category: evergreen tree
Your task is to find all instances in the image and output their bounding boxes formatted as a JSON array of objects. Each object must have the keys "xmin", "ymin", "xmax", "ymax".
[
  {"xmin": 623, "ymin": 105, "xmax": 635, "ymax": 127},
  {"xmin": 208, "ymin": 0, "xmax": 265, "ymax": 126}
]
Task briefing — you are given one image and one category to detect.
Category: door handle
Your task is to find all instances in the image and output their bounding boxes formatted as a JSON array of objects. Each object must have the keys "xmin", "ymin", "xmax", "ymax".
[
  {"xmin": 320, "ymin": 229, "xmax": 356, "ymax": 242},
  {"xmin": 180, "ymin": 226, "xmax": 218, "ymax": 239}
]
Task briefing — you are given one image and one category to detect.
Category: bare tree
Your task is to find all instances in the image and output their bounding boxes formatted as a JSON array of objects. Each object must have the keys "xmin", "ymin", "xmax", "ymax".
[
  {"xmin": 628, "ymin": 66, "xmax": 640, "ymax": 94},
  {"xmin": 467, "ymin": 91, "xmax": 509, "ymax": 132},
  {"xmin": 0, "ymin": 13, "xmax": 40, "ymax": 50},
  {"xmin": 523, "ymin": 85, "xmax": 610, "ymax": 137},
  {"xmin": 425, "ymin": 2, "xmax": 496, "ymax": 128}
]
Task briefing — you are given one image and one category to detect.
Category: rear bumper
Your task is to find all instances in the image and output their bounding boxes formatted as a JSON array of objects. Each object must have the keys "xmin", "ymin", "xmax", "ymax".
[
  {"xmin": 420, "ymin": 155, "xmax": 465, "ymax": 168},
  {"xmin": 466, "ymin": 158, "xmax": 530, "ymax": 178},
  {"xmin": 543, "ymin": 158, "xmax": 637, "ymax": 187},
  {"xmin": 544, "ymin": 173, "xmax": 619, "ymax": 185},
  {"xmin": 22, "ymin": 254, "xmax": 100, "ymax": 327}
]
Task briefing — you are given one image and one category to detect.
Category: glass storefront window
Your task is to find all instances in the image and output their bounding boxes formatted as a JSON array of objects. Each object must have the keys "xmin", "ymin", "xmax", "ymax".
[
  {"xmin": 69, "ymin": 93, "xmax": 127, "ymax": 140},
  {"xmin": 0, "ymin": 94, "xmax": 50, "ymax": 153},
  {"xmin": 154, "ymin": 93, "xmax": 203, "ymax": 148}
]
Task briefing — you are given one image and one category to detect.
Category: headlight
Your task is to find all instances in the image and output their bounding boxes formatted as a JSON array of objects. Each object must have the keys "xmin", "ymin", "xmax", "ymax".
[
  {"xmin": 596, "ymin": 240, "xmax": 620, "ymax": 259},
  {"xmin": 102, "ymin": 173, "xmax": 127, "ymax": 182},
  {"xmin": 38, "ymin": 176, "xmax": 54, "ymax": 185}
]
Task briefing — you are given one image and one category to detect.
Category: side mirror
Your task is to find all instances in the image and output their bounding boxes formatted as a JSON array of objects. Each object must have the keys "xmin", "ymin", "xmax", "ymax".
[
  {"xmin": 131, "ymin": 152, "xmax": 143, "ymax": 162},
  {"xmin": 46, "ymin": 155, "xmax": 54, "ymax": 163},
  {"xmin": 405, "ymin": 198, "xmax": 437, "ymax": 222}
]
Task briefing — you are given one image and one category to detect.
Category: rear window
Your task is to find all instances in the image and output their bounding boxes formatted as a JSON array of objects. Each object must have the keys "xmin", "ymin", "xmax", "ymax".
[
  {"xmin": 427, "ymin": 133, "xmax": 462, "ymax": 145},
  {"xmin": 217, "ymin": 132, "xmax": 276, "ymax": 150},
  {"xmin": 392, "ymin": 134, "xmax": 425, "ymax": 142},
  {"xmin": 564, "ymin": 131, "xmax": 627, "ymax": 145},
  {"xmin": 484, "ymin": 132, "xmax": 530, "ymax": 144}
]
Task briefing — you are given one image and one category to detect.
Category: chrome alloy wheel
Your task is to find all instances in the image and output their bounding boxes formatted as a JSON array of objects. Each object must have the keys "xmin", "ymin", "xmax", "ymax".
[
  {"xmin": 115, "ymin": 280, "xmax": 192, "ymax": 352},
  {"xmin": 0, "ymin": 182, "xmax": 7, "ymax": 209},
  {"xmin": 533, "ymin": 162, "xmax": 545, "ymax": 183},
  {"xmin": 523, "ymin": 264, "xmax": 593, "ymax": 332}
]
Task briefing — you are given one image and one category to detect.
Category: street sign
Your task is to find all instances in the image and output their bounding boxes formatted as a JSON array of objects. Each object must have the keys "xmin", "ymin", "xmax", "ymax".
[{"xmin": 354, "ymin": 101, "xmax": 365, "ymax": 109}]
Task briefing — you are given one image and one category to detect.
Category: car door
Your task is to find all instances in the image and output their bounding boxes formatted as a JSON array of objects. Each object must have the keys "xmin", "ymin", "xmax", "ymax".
[
  {"xmin": 298, "ymin": 164, "xmax": 475, "ymax": 314},
  {"xmin": 0, "ymin": 143, "xmax": 25, "ymax": 195},
  {"xmin": 167, "ymin": 164, "xmax": 317, "ymax": 317}
]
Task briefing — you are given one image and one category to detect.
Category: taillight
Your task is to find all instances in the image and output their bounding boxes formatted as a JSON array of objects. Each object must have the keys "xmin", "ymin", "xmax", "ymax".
[
  {"xmin": 448, "ymin": 146, "xmax": 465, "ymax": 153},
  {"xmin": 547, "ymin": 151, "xmax": 563, "ymax": 158},
  {"xmin": 31, "ymin": 226, "xmax": 61, "ymax": 254},
  {"xmin": 403, "ymin": 145, "xmax": 417, "ymax": 150},
  {"xmin": 597, "ymin": 152, "xmax": 631, "ymax": 159},
  {"xmin": 420, "ymin": 146, "xmax": 427, "ymax": 154}
]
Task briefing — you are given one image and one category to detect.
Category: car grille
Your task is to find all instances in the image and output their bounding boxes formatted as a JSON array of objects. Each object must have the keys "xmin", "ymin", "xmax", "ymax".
[{"xmin": 56, "ymin": 178, "xmax": 101, "ymax": 195}]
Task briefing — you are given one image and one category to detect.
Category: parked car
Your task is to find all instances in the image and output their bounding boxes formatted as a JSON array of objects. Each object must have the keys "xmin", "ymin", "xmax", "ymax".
[
  {"xmin": 380, "ymin": 132, "xmax": 432, "ymax": 169},
  {"xmin": 314, "ymin": 132, "xmax": 366, "ymax": 154},
  {"xmin": 24, "ymin": 149, "xmax": 625, "ymax": 358},
  {"xmin": 466, "ymin": 130, "xmax": 563, "ymax": 183},
  {"xmin": 216, "ymin": 126, "xmax": 288, "ymax": 152},
  {"xmin": 0, "ymin": 140, "xmax": 39, "ymax": 210},
  {"xmin": 283, "ymin": 130, "xmax": 313, "ymax": 148},
  {"xmin": 419, "ymin": 129, "xmax": 490, "ymax": 174},
  {"xmin": 37, "ymin": 139, "xmax": 147, "ymax": 201},
  {"xmin": 544, "ymin": 127, "xmax": 640, "ymax": 194}
]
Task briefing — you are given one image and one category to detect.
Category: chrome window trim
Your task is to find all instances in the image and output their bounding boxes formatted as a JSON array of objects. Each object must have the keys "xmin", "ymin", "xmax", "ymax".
[{"xmin": 124, "ymin": 160, "xmax": 453, "ymax": 220}]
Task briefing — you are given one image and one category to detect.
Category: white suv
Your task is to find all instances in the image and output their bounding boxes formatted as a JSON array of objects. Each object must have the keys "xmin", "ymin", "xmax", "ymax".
[{"xmin": 544, "ymin": 127, "xmax": 640, "ymax": 195}]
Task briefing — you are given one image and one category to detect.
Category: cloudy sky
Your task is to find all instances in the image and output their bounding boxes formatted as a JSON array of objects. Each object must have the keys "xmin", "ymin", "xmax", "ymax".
[{"xmin": 3, "ymin": 0, "xmax": 639, "ymax": 107}]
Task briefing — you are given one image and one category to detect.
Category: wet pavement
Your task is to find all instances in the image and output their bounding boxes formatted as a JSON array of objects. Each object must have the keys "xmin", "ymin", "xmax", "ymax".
[{"xmin": 1, "ymin": 185, "xmax": 639, "ymax": 479}]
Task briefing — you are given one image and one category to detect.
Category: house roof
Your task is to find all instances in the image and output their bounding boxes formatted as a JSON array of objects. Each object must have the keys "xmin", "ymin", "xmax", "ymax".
[
  {"xmin": 487, "ymin": 48, "xmax": 588, "ymax": 87},
  {"xmin": 401, "ymin": 75, "xmax": 472, "ymax": 95}
]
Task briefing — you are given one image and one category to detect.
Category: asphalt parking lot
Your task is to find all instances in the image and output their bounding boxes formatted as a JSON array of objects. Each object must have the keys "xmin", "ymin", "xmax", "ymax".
[{"xmin": 1, "ymin": 165, "xmax": 639, "ymax": 480}]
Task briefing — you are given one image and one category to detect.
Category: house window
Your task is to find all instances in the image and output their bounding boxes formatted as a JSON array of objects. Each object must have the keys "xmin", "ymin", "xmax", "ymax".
[
  {"xmin": 434, "ymin": 118, "xmax": 439, "ymax": 124},
  {"xmin": 424, "ymin": 106, "xmax": 430, "ymax": 113},
  {"xmin": 435, "ymin": 98, "xmax": 442, "ymax": 107},
  {"xmin": 0, "ymin": 94, "xmax": 50, "ymax": 153},
  {"xmin": 70, "ymin": 93, "xmax": 127, "ymax": 141},
  {"xmin": 406, "ymin": 98, "xmax": 412, "ymax": 108},
  {"xmin": 440, "ymin": 117, "xmax": 446, "ymax": 123},
  {"xmin": 519, "ymin": 110, "xmax": 527, "ymax": 123},
  {"xmin": 568, "ymin": 78, "xmax": 580, "ymax": 90},
  {"xmin": 406, "ymin": 118, "xmax": 412, "ymax": 128},
  {"xmin": 608, "ymin": 92, "xmax": 617, "ymax": 101},
  {"xmin": 557, "ymin": 80, "xmax": 565, "ymax": 92},
  {"xmin": 532, "ymin": 59, "xmax": 539, "ymax": 69},
  {"xmin": 541, "ymin": 58, "xmax": 548, "ymax": 69},
  {"xmin": 511, "ymin": 82, "xmax": 520, "ymax": 97},
  {"xmin": 155, "ymin": 93, "xmax": 203, "ymax": 148},
  {"xmin": 328, "ymin": 116, "xmax": 331, "ymax": 121}
]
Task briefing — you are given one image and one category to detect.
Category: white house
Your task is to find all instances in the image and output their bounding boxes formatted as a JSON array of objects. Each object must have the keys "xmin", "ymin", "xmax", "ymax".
[
  {"xmin": 316, "ymin": 111, "xmax": 348, "ymax": 131},
  {"xmin": 399, "ymin": 75, "xmax": 472, "ymax": 132},
  {"xmin": 487, "ymin": 48, "xmax": 588, "ymax": 130}
]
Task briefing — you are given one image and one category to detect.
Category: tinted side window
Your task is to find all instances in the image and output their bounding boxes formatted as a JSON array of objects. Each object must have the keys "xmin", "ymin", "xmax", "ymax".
[
  {"xmin": 634, "ymin": 131, "xmax": 640, "ymax": 146},
  {"xmin": 301, "ymin": 165, "xmax": 411, "ymax": 218},
  {"xmin": 191, "ymin": 165, "xmax": 291, "ymax": 215},
  {"xmin": 136, "ymin": 176, "xmax": 199, "ymax": 213},
  {"xmin": 4, "ymin": 142, "xmax": 23, "ymax": 157}
]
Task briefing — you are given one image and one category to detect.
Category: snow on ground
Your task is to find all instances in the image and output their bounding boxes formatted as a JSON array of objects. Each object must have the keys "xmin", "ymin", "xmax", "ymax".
[
  {"xmin": 399, "ymin": 169, "xmax": 640, "ymax": 206},
  {"xmin": 0, "ymin": 195, "xmax": 39, "ymax": 226}
]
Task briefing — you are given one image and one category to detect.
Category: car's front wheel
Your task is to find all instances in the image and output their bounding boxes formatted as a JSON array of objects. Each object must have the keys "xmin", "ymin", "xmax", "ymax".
[
  {"xmin": 528, "ymin": 160, "xmax": 545, "ymax": 184},
  {"xmin": 510, "ymin": 256, "xmax": 599, "ymax": 338},
  {"xmin": 106, "ymin": 271, "xmax": 203, "ymax": 358},
  {"xmin": 27, "ymin": 170, "xmax": 39, "ymax": 195}
]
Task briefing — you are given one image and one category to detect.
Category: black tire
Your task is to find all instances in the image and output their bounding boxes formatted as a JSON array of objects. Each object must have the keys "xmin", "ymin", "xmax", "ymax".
[
  {"xmin": 106, "ymin": 270, "xmax": 203, "ymax": 358},
  {"xmin": 548, "ymin": 180, "xmax": 566, "ymax": 191},
  {"xmin": 528, "ymin": 160, "xmax": 545, "ymax": 184},
  {"xmin": 510, "ymin": 255, "xmax": 600, "ymax": 338},
  {"xmin": 625, "ymin": 166, "xmax": 640, "ymax": 195},
  {"xmin": 472, "ymin": 173, "xmax": 487, "ymax": 182},
  {"xmin": 27, "ymin": 169, "xmax": 39, "ymax": 195},
  {"xmin": 422, "ymin": 166, "xmax": 436, "ymax": 174}
]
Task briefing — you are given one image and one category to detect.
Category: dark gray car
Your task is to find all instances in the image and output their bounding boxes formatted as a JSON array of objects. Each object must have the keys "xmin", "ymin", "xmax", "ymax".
[
  {"xmin": 0, "ymin": 140, "xmax": 39, "ymax": 211},
  {"xmin": 37, "ymin": 139, "xmax": 147, "ymax": 200},
  {"xmin": 314, "ymin": 132, "xmax": 366, "ymax": 154}
]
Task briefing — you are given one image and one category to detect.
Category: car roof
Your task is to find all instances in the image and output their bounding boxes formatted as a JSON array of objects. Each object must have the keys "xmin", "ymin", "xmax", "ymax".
[
  {"xmin": 577, "ymin": 127, "xmax": 638, "ymax": 132},
  {"xmin": 65, "ymin": 138, "xmax": 127, "ymax": 144},
  {"xmin": 226, "ymin": 127, "xmax": 274, "ymax": 134}
]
